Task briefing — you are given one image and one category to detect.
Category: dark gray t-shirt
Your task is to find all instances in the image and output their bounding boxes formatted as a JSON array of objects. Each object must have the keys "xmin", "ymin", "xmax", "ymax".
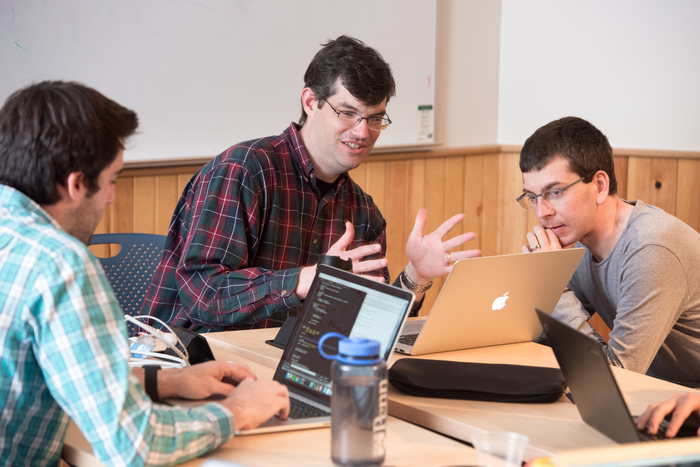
[{"xmin": 552, "ymin": 200, "xmax": 700, "ymax": 387}]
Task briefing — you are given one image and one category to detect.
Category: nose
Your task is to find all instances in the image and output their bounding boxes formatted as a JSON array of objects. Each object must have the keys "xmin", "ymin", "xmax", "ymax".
[
  {"xmin": 534, "ymin": 198, "xmax": 555, "ymax": 219},
  {"xmin": 106, "ymin": 185, "xmax": 117, "ymax": 205},
  {"xmin": 350, "ymin": 119, "xmax": 369, "ymax": 139}
]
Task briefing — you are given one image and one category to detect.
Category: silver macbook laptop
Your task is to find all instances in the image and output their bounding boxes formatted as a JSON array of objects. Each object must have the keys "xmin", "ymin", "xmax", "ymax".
[
  {"xmin": 239, "ymin": 264, "xmax": 415, "ymax": 435},
  {"xmin": 395, "ymin": 248, "xmax": 585, "ymax": 356}
]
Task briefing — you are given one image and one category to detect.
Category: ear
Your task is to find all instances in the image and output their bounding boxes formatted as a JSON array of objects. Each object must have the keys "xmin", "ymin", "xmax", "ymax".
[
  {"xmin": 593, "ymin": 171, "xmax": 610, "ymax": 205},
  {"xmin": 64, "ymin": 172, "xmax": 87, "ymax": 203},
  {"xmin": 301, "ymin": 87, "xmax": 319, "ymax": 116}
]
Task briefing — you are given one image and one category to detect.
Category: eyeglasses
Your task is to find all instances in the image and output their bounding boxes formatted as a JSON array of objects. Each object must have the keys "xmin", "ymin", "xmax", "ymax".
[
  {"xmin": 323, "ymin": 99, "xmax": 392, "ymax": 131},
  {"xmin": 515, "ymin": 177, "xmax": 585, "ymax": 210}
]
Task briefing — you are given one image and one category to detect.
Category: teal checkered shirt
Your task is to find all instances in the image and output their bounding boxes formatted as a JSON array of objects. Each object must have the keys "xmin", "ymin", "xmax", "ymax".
[{"xmin": 0, "ymin": 185, "xmax": 235, "ymax": 466}]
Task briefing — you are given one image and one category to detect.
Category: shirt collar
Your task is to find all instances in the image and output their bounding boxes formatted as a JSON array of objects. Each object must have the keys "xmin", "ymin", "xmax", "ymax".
[
  {"xmin": 0, "ymin": 184, "xmax": 63, "ymax": 231},
  {"xmin": 285, "ymin": 123, "xmax": 348, "ymax": 190}
]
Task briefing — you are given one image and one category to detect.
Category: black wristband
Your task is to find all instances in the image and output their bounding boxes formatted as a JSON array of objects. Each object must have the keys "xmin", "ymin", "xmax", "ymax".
[{"xmin": 145, "ymin": 365, "xmax": 161, "ymax": 403}]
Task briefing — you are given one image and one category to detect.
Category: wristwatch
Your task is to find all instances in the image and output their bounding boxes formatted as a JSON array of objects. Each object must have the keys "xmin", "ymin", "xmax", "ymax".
[
  {"xmin": 145, "ymin": 365, "xmax": 161, "ymax": 402},
  {"xmin": 399, "ymin": 269, "xmax": 433, "ymax": 293}
]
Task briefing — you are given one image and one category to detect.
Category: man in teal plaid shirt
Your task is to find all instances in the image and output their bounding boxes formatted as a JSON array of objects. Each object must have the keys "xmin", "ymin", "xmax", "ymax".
[{"xmin": 0, "ymin": 81, "xmax": 289, "ymax": 466}]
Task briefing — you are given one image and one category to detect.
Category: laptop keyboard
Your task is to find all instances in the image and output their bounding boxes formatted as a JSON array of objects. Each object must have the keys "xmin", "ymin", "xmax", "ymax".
[
  {"xmin": 289, "ymin": 397, "xmax": 330, "ymax": 420},
  {"xmin": 398, "ymin": 333, "xmax": 419, "ymax": 347},
  {"xmin": 639, "ymin": 418, "xmax": 671, "ymax": 441}
]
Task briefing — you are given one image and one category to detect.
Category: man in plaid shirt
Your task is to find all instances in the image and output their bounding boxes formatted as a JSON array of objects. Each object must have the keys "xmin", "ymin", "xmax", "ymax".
[
  {"xmin": 143, "ymin": 35, "xmax": 481, "ymax": 332},
  {"xmin": 0, "ymin": 81, "xmax": 289, "ymax": 466}
]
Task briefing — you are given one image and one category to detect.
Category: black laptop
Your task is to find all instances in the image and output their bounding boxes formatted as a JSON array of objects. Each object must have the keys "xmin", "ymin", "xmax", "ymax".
[{"xmin": 536, "ymin": 309, "xmax": 698, "ymax": 442}]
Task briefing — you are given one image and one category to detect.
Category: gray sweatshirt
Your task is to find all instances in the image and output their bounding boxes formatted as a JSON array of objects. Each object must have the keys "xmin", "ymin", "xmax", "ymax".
[{"xmin": 552, "ymin": 200, "xmax": 700, "ymax": 387}]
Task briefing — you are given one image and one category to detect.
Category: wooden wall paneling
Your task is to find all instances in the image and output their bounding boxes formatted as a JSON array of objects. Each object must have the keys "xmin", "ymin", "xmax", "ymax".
[
  {"xmin": 365, "ymin": 161, "xmax": 387, "ymax": 215},
  {"xmin": 676, "ymin": 159, "xmax": 700, "ymax": 232},
  {"xmin": 385, "ymin": 160, "xmax": 409, "ymax": 286},
  {"xmin": 90, "ymin": 205, "xmax": 112, "ymax": 258},
  {"xmin": 627, "ymin": 157, "xmax": 678, "ymax": 215},
  {"xmin": 444, "ymin": 156, "xmax": 466, "ymax": 246},
  {"xmin": 463, "ymin": 154, "xmax": 486, "ymax": 254},
  {"xmin": 480, "ymin": 154, "xmax": 501, "ymax": 257},
  {"xmin": 614, "ymin": 156, "xmax": 628, "ymax": 200},
  {"xmin": 133, "ymin": 176, "xmax": 157, "ymax": 234},
  {"xmin": 407, "ymin": 158, "xmax": 433, "ymax": 315},
  {"xmin": 423, "ymin": 157, "xmax": 448, "ymax": 311},
  {"xmin": 349, "ymin": 165, "xmax": 368, "ymax": 192},
  {"xmin": 177, "ymin": 171, "xmax": 197, "ymax": 197},
  {"xmin": 155, "ymin": 175, "xmax": 179, "ymax": 236},
  {"xmin": 496, "ymin": 152, "xmax": 528, "ymax": 255}
]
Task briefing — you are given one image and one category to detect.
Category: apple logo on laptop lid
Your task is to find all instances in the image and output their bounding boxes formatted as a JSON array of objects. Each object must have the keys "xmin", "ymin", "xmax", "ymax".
[{"xmin": 491, "ymin": 292, "xmax": 509, "ymax": 311}]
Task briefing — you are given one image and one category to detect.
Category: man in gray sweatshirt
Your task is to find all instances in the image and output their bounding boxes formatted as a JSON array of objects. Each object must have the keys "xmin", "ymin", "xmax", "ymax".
[{"xmin": 516, "ymin": 116, "xmax": 700, "ymax": 388}]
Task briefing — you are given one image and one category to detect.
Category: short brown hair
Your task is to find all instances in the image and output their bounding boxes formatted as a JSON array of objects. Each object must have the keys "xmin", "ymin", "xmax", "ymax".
[{"xmin": 0, "ymin": 81, "xmax": 138, "ymax": 204}]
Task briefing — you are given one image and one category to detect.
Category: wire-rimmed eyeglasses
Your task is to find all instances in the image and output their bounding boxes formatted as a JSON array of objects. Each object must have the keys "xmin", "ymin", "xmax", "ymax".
[
  {"xmin": 515, "ymin": 177, "xmax": 585, "ymax": 210},
  {"xmin": 323, "ymin": 99, "xmax": 392, "ymax": 131}
]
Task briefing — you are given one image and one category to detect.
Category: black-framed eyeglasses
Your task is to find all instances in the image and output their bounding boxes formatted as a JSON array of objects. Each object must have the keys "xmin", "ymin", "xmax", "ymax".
[
  {"xmin": 515, "ymin": 177, "xmax": 585, "ymax": 210},
  {"xmin": 323, "ymin": 99, "xmax": 392, "ymax": 131}
]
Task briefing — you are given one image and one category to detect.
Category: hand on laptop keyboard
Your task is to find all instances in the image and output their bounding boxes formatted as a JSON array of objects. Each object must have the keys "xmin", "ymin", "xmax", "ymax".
[{"xmin": 636, "ymin": 393, "xmax": 700, "ymax": 439}]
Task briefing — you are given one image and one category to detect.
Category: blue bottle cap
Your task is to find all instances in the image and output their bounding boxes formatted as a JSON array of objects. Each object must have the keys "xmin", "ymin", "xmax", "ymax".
[
  {"xmin": 318, "ymin": 332, "xmax": 382, "ymax": 365},
  {"xmin": 339, "ymin": 337, "xmax": 380, "ymax": 358}
]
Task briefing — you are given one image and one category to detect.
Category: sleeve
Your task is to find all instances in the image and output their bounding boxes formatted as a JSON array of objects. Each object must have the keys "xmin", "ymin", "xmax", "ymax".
[
  {"xmin": 600, "ymin": 245, "xmax": 688, "ymax": 372},
  {"xmin": 174, "ymin": 160, "xmax": 303, "ymax": 328},
  {"xmin": 554, "ymin": 245, "xmax": 688, "ymax": 373},
  {"xmin": 33, "ymin": 251, "xmax": 234, "ymax": 467}
]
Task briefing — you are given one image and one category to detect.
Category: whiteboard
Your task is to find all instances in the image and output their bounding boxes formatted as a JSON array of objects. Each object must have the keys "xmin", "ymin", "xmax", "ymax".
[{"xmin": 0, "ymin": 0, "xmax": 436, "ymax": 162}]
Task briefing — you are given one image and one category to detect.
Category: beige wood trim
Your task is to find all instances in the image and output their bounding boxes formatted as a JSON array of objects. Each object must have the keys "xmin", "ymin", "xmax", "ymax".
[
  {"xmin": 613, "ymin": 147, "xmax": 700, "ymax": 159},
  {"xmin": 122, "ymin": 145, "xmax": 510, "ymax": 170},
  {"xmin": 121, "ymin": 145, "xmax": 700, "ymax": 171}
]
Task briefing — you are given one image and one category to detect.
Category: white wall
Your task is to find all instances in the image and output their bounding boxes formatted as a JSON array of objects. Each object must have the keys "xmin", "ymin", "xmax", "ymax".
[
  {"xmin": 435, "ymin": 0, "xmax": 501, "ymax": 147},
  {"xmin": 497, "ymin": 0, "xmax": 700, "ymax": 151}
]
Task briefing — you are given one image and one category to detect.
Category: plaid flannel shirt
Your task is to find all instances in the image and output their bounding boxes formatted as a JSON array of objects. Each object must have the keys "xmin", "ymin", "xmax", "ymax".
[
  {"xmin": 0, "ymin": 185, "xmax": 234, "ymax": 467},
  {"xmin": 142, "ymin": 123, "xmax": 390, "ymax": 332}
]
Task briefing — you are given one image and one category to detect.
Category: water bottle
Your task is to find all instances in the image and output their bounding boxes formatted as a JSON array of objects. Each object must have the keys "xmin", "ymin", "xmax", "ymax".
[{"xmin": 318, "ymin": 332, "xmax": 388, "ymax": 466}]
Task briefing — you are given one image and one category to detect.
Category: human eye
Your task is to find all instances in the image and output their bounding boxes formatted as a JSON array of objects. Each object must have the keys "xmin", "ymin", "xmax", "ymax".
[
  {"xmin": 544, "ymin": 189, "xmax": 564, "ymax": 201},
  {"xmin": 339, "ymin": 111, "xmax": 358, "ymax": 120},
  {"xmin": 526, "ymin": 194, "xmax": 538, "ymax": 203}
]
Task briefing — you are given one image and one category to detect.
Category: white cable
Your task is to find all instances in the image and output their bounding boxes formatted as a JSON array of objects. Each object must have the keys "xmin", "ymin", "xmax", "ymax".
[{"xmin": 125, "ymin": 315, "xmax": 190, "ymax": 367}]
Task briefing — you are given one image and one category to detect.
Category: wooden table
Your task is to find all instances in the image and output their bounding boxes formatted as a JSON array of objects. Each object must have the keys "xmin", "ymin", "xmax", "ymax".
[
  {"xmin": 204, "ymin": 325, "xmax": 700, "ymax": 461},
  {"xmin": 62, "ymin": 344, "xmax": 477, "ymax": 467}
]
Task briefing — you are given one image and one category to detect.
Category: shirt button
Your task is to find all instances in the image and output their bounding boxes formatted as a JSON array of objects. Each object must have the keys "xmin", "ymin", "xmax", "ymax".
[
  {"xmin": 281, "ymin": 290, "xmax": 287, "ymax": 295},
  {"xmin": 313, "ymin": 239, "xmax": 318, "ymax": 244}
]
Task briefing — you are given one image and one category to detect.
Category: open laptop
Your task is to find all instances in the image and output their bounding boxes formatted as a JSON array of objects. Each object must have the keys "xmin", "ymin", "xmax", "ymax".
[
  {"xmin": 238, "ymin": 264, "xmax": 415, "ymax": 435},
  {"xmin": 536, "ymin": 309, "xmax": 699, "ymax": 442},
  {"xmin": 395, "ymin": 248, "xmax": 585, "ymax": 355}
]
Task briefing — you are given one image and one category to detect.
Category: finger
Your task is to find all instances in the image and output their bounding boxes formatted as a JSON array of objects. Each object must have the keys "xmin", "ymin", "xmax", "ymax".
[
  {"xmin": 277, "ymin": 386, "xmax": 290, "ymax": 419},
  {"xmin": 225, "ymin": 363, "xmax": 257, "ymax": 382},
  {"xmin": 408, "ymin": 209, "xmax": 428, "ymax": 242},
  {"xmin": 445, "ymin": 249, "xmax": 481, "ymax": 264},
  {"xmin": 646, "ymin": 396, "xmax": 682, "ymax": 434},
  {"xmin": 533, "ymin": 225, "xmax": 553, "ymax": 250},
  {"xmin": 526, "ymin": 231, "xmax": 540, "ymax": 251},
  {"xmin": 328, "ymin": 222, "xmax": 355, "ymax": 252},
  {"xmin": 522, "ymin": 244, "xmax": 533, "ymax": 254},
  {"xmin": 341, "ymin": 243, "xmax": 382, "ymax": 261},
  {"xmin": 544, "ymin": 229, "xmax": 562, "ymax": 250},
  {"xmin": 352, "ymin": 258, "xmax": 387, "ymax": 274},
  {"xmin": 441, "ymin": 232, "xmax": 477, "ymax": 251},
  {"xmin": 430, "ymin": 213, "xmax": 466, "ymax": 240},
  {"xmin": 356, "ymin": 274, "xmax": 385, "ymax": 283},
  {"xmin": 666, "ymin": 395, "xmax": 699, "ymax": 437},
  {"xmin": 635, "ymin": 404, "xmax": 657, "ymax": 430}
]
